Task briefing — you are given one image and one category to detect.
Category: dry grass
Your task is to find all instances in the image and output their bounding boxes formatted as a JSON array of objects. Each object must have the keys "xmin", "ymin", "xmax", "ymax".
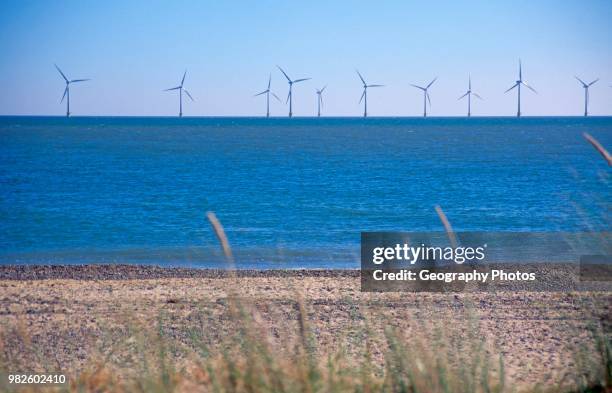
[
  {"xmin": 583, "ymin": 132, "xmax": 612, "ymax": 166},
  {"xmin": 206, "ymin": 212, "xmax": 234, "ymax": 264},
  {"xmin": 435, "ymin": 205, "xmax": 458, "ymax": 248}
]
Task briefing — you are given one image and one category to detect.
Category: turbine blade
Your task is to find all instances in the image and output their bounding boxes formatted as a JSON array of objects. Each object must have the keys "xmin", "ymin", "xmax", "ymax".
[
  {"xmin": 411, "ymin": 84, "xmax": 425, "ymax": 91},
  {"xmin": 277, "ymin": 66, "xmax": 291, "ymax": 82},
  {"xmin": 164, "ymin": 86, "xmax": 181, "ymax": 91},
  {"xmin": 588, "ymin": 78, "xmax": 599, "ymax": 87},
  {"xmin": 184, "ymin": 89, "xmax": 194, "ymax": 101},
  {"xmin": 472, "ymin": 93, "xmax": 483, "ymax": 100},
  {"xmin": 286, "ymin": 91, "xmax": 290, "ymax": 104},
  {"xmin": 320, "ymin": 85, "xmax": 327, "ymax": 93},
  {"xmin": 504, "ymin": 83, "xmax": 518, "ymax": 93},
  {"xmin": 293, "ymin": 78, "xmax": 310, "ymax": 83},
  {"xmin": 458, "ymin": 91, "xmax": 469, "ymax": 100},
  {"xmin": 368, "ymin": 84, "xmax": 384, "ymax": 87},
  {"xmin": 320, "ymin": 94, "xmax": 324, "ymax": 107},
  {"xmin": 359, "ymin": 90, "xmax": 365, "ymax": 103},
  {"xmin": 181, "ymin": 70, "xmax": 187, "ymax": 86},
  {"xmin": 54, "ymin": 64, "xmax": 68, "ymax": 82},
  {"xmin": 427, "ymin": 92, "xmax": 431, "ymax": 107},
  {"xmin": 267, "ymin": 74, "xmax": 271, "ymax": 90},
  {"xmin": 519, "ymin": 59, "xmax": 522, "ymax": 80},
  {"xmin": 575, "ymin": 76, "xmax": 587, "ymax": 87},
  {"xmin": 356, "ymin": 70, "xmax": 366, "ymax": 85},
  {"xmin": 70, "ymin": 79, "xmax": 90, "ymax": 83},
  {"xmin": 427, "ymin": 77, "xmax": 438, "ymax": 88},
  {"xmin": 60, "ymin": 86, "xmax": 68, "ymax": 103},
  {"xmin": 272, "ymin": 92, "xmax": 281, "ymax": 102},
  {"xmin": 522, "ymin": 81, "xmax": 537, "ymax": 94},
  {"xmin": 254, "ymin": 90, "xmax": 268, "ymax": 97}
]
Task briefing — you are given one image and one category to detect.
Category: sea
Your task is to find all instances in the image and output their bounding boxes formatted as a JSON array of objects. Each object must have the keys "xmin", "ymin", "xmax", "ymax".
[{"xmin": 0, "ymin": 116, "xmax": 610, "ymax": 268}]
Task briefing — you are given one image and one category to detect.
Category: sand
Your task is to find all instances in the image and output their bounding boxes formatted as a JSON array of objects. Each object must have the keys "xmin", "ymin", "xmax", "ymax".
[{"xmin": 0, "ymin": 265, "xmax": 609, "ymax": 390}]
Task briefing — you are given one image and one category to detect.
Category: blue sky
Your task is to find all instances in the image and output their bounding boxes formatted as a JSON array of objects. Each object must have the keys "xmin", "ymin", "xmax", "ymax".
[{"xmin": 0, "ymin": 0, "xmax": 611, "ymax": 116}]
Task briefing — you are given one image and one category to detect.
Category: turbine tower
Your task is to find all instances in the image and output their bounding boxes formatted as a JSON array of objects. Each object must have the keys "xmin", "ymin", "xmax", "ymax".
[
  {"xmin": 504, "ymin": 60, "xmax": 536, "ymax": 117},
  {"xmin": 411, "ymin": 77, "xmax": 437, "ymax": 117},
  {"xmin": 54, "ymin": 64, "xmax": 90, "ymax": 117},
  {"xmin": 254, "ymin": 74, "xmax": 281, "ymax": 118},
  {"xmin": 575, "ymin": 76, "xmax": 598, "ymax": 117},
  {"xmin": 164, "ymin": 70, "xmax": 194, "ymax": 117},
  {"xmin": 357, "ymin": 70, "xmax": 383, "ymax": 118},
  {"xmin": 457, "ymin": 76, "xmax": 483, "ymax": 117},
  {"xmin": 316, "ymin": 85, "xmax": 327, "ymax": 117},
  {"xmin": 277, "ymin": 66, "xmax": 310, "ymax": 117}
]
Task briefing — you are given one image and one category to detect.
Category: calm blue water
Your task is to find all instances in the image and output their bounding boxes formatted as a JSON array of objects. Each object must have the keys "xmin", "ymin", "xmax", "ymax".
[{"xmin": 0, "ymin": 117, "xmax": 610, "ymax": 268}]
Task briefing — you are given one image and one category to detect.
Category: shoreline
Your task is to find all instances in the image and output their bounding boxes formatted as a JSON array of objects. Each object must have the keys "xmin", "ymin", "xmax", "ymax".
[
  {"xmin": 2, "ymin": 263, "xmax": 609, "ymax": 292},
  {"xmin": 0, "ymin": 264, "xmax": 360, "ymax": 280}
]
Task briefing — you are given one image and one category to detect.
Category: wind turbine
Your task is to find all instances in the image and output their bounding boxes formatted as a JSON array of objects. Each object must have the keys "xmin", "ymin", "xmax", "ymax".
[
  {"xmin": 357, "ymin": 70, "xmax": 383, "ymax": 118},
  {"xmin": 254, "ymin": 75, "xmax": 281, "ymax": 117},
  {"xmin": 164, "ymin": 70, "xmax": 194, "ymax": 117},
  {"xmin": 277, "ymin": 66, "xmax": 310, "ymax": 117},
  {"xmin": 575, "ymin": 76, "xmax": 598, "ymax": 117},
  {"xmin": 54, "ymin": 64, "xmax": 90, "ymax": 117},
  {"xmin": 411, "ymin": 77, "xmax": 437, "ymax": 117},
  {"xmin": 504, "ymin": 60, "xmax": 536, "ymax": 117},
  {"xmin": 316, "ymin": 85, "xmax": 327, "ymax": 117},
  {"xmin": 458, "ymin": 76, "xmax": 483, "ymax": 117}
]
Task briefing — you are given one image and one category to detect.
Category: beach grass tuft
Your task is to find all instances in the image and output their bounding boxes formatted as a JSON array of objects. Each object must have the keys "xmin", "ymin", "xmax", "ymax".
[{"xmin": 583, "ymin": 132, "xmax": 612, "ymax": 166}]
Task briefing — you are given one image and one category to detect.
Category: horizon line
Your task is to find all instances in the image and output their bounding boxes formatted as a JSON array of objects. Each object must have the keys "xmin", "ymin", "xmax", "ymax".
[{"xmin": 2, "ymin": 114, "xmax": 612, "ymax": 119}]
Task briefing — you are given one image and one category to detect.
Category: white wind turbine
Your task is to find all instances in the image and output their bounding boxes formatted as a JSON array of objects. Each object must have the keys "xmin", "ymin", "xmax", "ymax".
[
  {"xmin": 458, "ymin": 76, "xmax": 483, "ymax": 117},
  {"xmin": 357, "ymin": 70, "xmax": 383, "ymax": 118},
  {"xmin": 55, "ymin": 64, "xmax": 90, "ymax": 117},
  {"xmin": 504, "ymin": 60, "xmax": 537, "ymax": 117},
  {"xmin": 254, "ymin": 74, "xmax": 281, "ymax": 117},
  {"xmin": 575, "ymin": 76, "xmax": 599, "ymax": 117},
  {"xmin": 277, "ymin": 66, "xmax": 310, "ymax": 117},
  {"xmin": 411, "ymin": 77, "xmax": 437, "ymax": 117},
  {"xmin": 316, "ymin": 85, "xmax": 327, "ymax": 117},
  {"xmin": 164, "ymin": 70, "xmax": 194, "ymax": 117}
]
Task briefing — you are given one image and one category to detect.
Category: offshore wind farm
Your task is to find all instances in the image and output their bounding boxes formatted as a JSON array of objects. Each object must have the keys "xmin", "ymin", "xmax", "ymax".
[
  {"xmin": 2, "ymin": 2, "xmax": 611, "ymax": 118},
  {"xmin": 49, "ymin": 59, "xmax": 608, "ymax": 118}
]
